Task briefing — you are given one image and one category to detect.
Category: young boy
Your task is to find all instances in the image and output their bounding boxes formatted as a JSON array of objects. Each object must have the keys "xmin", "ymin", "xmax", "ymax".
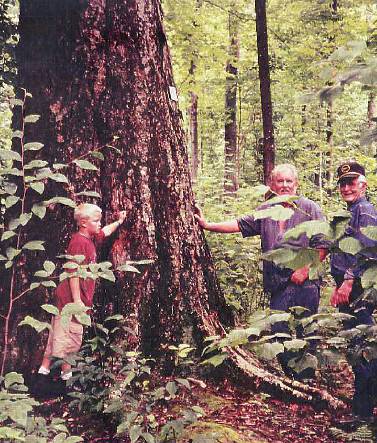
[{"xmin": 35, "ymin": 203, "xmax": 126, "ymax": 391}]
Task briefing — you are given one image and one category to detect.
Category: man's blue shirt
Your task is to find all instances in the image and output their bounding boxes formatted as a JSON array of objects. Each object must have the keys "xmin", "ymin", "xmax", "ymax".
[
  {"xmin": 331, "ymin": 196, "xmax": 377, "ymax": 279},
  {"xmin": 237, "ymin": 196, "xmax": 326, "ymax": 293}
]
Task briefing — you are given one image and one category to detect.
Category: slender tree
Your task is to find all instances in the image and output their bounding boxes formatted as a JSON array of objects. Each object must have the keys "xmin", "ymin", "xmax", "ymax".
[
  {"xmin": 255, "ymin": 0, "xmax": 275, "ymax": 183},
  {"xmin": 224, "ymin": 1, "xmax": 239, "ymax": 195}
]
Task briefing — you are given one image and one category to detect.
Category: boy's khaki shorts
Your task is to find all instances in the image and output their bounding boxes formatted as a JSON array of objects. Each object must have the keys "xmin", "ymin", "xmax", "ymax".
[{"xmin": 44, "ymin": 315, "xmax": 83, "ymax": 359}]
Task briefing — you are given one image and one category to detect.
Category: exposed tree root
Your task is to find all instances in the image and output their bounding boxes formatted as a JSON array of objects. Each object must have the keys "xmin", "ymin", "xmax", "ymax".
[
  {"xmin": 199, "ymin": 313, "xmax": 345, "ymax": 411},
  {"xmin": 226, "ymin": 346, "xmax": 346, "ymax": 411}
]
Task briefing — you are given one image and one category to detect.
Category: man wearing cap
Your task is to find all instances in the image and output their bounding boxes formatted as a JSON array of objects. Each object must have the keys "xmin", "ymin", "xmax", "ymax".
[
  {"xmin": 195, "ymin": 163, "xmax": 328, "ymax": 377},
  {"xmin": 331, "ymin": 160, "xmax": 377, "ymax": 419}
]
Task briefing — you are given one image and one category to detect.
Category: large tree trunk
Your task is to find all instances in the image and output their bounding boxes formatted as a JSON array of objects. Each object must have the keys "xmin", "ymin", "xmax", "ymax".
[
  {"xmin": 224, "ymin": 3, "xmax": 239, "ymax": 196},
  {"xmin": 255, "ymin": 0, "xmax": 275, "ymax": 184},
  {"xmin": 2, "ymin": 0, "xmax": 343, "ymax": 410}
]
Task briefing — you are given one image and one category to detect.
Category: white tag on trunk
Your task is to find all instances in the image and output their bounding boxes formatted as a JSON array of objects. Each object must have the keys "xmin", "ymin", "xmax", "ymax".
[{"xmin": 169, "ymin": 86, "xmax": 178, "ymax": 101}]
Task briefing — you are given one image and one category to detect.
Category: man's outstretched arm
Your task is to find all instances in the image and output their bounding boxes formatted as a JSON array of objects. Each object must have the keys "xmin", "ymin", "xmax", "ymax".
[{"xmin": 194, "ymin": 206, "xmax": 240, "ymax": 233}]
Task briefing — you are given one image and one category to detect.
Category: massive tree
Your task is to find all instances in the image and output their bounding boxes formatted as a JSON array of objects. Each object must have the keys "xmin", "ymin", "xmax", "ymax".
[
  {"xmin": 6, "ymin": 0, "xmax": 232, "ymax": 372},
  {"xmin": 3, "ymin": 0, "xmax": 342, "ymax": 409}
]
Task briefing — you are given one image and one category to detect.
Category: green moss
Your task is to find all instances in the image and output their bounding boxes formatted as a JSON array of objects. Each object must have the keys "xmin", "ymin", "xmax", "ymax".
[
  {"xmin": 178, "ymin": 420, "xmax": 267, "ymax": 443},
  {"xmin": 199, "ymin": 393, "xmax": 233, "ymax": 411}
]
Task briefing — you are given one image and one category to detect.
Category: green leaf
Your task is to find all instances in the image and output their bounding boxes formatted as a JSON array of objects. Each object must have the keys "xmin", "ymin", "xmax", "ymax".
[
  {"xmin": 73, "ymin": 159, "xmax": 98, "ymax": 171},
  {"xmin": 166, "ymin": 381, "xmax": 177, "ymax": 397},
  {"xmin": 43, "ymin": 260, "xmax": 56, "ymax": 274},
  {"xmin": 99, "ymin": 271, "xmax": 116, "ymax": 282},
  {"xmin": 127, "ymin": 259, "xmax": 155, "ymax": 265},
  {"xmin": 201, "ymin": 352, "xmax": 228, "ymax": 367},
  {"xmin": 63, "ymin": 262, "xmax": 79, "ymax": 269},
  {"xmin": 18, "ymin": 315, "xmax": 51, "ymax": 333},
  {"xmin": 49, "ymin": 173, "xmax": 69, "ymax": 184},
  {"xmin": 34, "ymin": 270, "xmax": 49, "ymax": 277},
  {"xmin": 117, "ymin": 263, "xmax": 140, "ymax": 273},
  {"xmin": 53, "ymin": 163, "xmax": 68, "ymax": 170},
  {"xmin": 288, "ymin": 353, "xmax": 318, "ymax": 374},
  {"xmin": 0, "ymin": 427, "xmax": 25, "ymax": 440},
  {"xmin": 5, "ymin": 195, "xmax": 20, "ymax": 208},
  {"xmin": 5, "ymin": 261, "xmax": 13, "ymax": 269},
  {"xmin": 29, "ymin": 282, "xmax": 41, "ymax": 290},
  {"xmin": 23, "ymin": 240, "xmax": 45, "ymax": 251},
  {"xmin": 24, "ymin": 160, "xmax": 48, "ymax": 169},
  {"xmin": 4, "ymin": 372, "xmax": 24, "ymax": 389},
  {"xmin": 90, "ymin": 151, "xmax": 104, "ymax": 160},
  {"xmin": 42, "ymin": 280, "xmax": 57, "ymax": 288},
  {"xmin": 361, "ymin": 265, "xmax": 377, "ymax": 289},
  {"xmin": 141, "ymin": 433, "xmax": 155, "ymax": 443},
  {"xmin": 1, "ymin": 167, "xmax": 23, "ymax": 176},
  {"xmin": 284, "ymin": 220, "xmax": 331, "ymax": 241},
  {"xmin": 24, "ymin": 114, "xmax": 40, "ymax": 123},
  {"xmin": 41, "ymin": 304, "xmax": 59, "ymax": 315},
  {"xmin": 32, "ymin": 203, "xmax": 47, "ymax": 219},
  {"xmin": 20, "ymin": 213, "xmax": 32, "ymax": 226},
  {"xmin": 104, "ymin": 314, "xmax": 124, "ymax": 322},
  {"xmin": 3, "ymin": 182, "xmax": 17, "ymax": 195},
  {"xmin": 1, "ymin": 231, "xmax": 16, "ymax": 241},
  {"xmin": 10, "ymin": 98, "xmax": 23, "ymax": 107},
  {"xmin": 6, "ymin": 247, "xmax": 21, "ymax": 260},
  {"xmin": 339, "ymin": 237, "xmax": 363, "ymax": 255},
  {"xmin": 30, "ymin": 181, "xmax": 45, "ymax": 194},
  {"xmin": 283, "ymin": 338, "xmax": 307, "ymax": 351},
  {"xmin": 129, "ymin": 425, "xmax": 143, "ymax": 443},
  {"xmin": 0, "ymin": 149, "xmax": 21, "ymax": 162},
  {"xmin": 12, "ymin": 130, "xmax": 23, "ymax": 139},
  {"xmin": 24, "ymin": 142, "xmax": 44, "ymax": 151},
  {"xmin": 57, "ymin": 254, "xmax": 85, "ymax": 263},
  {"xmin": 253, "ymin": 342, "xmax": 284, "ymax": 360},
  {"xmin": 75, "ymin": 191, "xmax": 101, "ymax": 198},
  {"xmin": 361, "ymin": 226, "xmax": 377, "ymax": 241},
  {"xmin": 44, "ymin": 197, "xmax": 76, "ymax": 208},
  {"xmin": 254, "ymin": 206, "xmax": 294, "ymax": 221},
  {"xmin": 0, "ymin": 254, "xmax": 7, "ymax": 260},
  {"xmin": 176, "ymin": 378, "xmax": 190, "ymax": 389}
]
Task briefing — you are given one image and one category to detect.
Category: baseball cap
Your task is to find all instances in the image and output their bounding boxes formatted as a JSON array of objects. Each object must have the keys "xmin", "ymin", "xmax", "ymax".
[{"xmin": 336, "ymin": 161, "xmax": 365, "ymax": 182}]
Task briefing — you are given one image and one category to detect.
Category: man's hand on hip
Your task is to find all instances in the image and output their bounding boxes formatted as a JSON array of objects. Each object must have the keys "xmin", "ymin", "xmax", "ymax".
[
  {"xmin": 291, "ymin": 266, "xmax": 309, "ymax": 285},
  {"xmin": 330, "ymin": 279, "xmax": 353, "ymax": 307}
]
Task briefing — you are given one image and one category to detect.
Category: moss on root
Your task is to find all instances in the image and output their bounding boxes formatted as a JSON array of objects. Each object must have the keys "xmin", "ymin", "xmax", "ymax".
[{"xmin": 178, "ymin": 420, "xmax": 267, "ymax": 443}]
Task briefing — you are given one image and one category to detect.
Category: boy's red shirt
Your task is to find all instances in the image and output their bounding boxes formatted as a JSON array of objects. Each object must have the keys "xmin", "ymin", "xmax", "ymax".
[{"xmin": 56, "ymin": 231, "xmax": 105, "ymax": 310}]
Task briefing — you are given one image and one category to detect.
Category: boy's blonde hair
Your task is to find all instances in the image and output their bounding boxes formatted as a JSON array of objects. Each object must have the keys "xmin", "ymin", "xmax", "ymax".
[{"xmin": 74, "ymin": 203, "xmax": 102, "ymax": 223}]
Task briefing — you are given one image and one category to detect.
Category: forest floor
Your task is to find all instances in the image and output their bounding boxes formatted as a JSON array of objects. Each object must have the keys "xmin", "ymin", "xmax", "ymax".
[{"xmin": 35, "ymin": 361, "xmax": 377, "ymax": 443}]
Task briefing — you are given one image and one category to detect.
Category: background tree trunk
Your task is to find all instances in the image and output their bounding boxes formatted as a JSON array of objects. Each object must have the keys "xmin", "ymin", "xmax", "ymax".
[
  {"xmin": 255, "ymin": 0, "xmax": 275, "ymax": 184},
  {"xmin": 224, "ymin": 2, "xmax": 239, "ymax": 196}
]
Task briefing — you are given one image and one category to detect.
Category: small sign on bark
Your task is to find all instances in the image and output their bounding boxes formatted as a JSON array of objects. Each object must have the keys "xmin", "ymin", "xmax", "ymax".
[{"xmin": 169, "ymin": 86, "xmax": 178, "ymax": 102}]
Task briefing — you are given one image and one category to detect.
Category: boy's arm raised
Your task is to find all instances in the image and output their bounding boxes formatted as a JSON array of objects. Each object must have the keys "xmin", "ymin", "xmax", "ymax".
[{"xmin": 101, "ymin": 210, "xmax": 127, "ymax": 237}]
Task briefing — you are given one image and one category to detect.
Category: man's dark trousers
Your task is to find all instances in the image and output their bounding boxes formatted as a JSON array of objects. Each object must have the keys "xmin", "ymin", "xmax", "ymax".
[
  {"xmin": 270, "ymin": 280, "xmax": 320, "ymax": 377},
  {"xmin": 334, "ymin": 276, "xmax": 377, "ymax": 418}
]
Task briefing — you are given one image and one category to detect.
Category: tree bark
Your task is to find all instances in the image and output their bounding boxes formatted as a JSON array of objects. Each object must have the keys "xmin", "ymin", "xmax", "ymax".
[
  {"xmin": 224, "ymin": 3, "xmax": 239, "ymax": 196},
  {"xmin": 255, "ymin": 0, "xmax": 275, "ymax": 184},
  {"xmin": 189, "ymin": 67, "xmax": 199, "ymax": 182},
  {"xmin": 2, "ymin": 0, "xmax": 344, "ymax": 410}
]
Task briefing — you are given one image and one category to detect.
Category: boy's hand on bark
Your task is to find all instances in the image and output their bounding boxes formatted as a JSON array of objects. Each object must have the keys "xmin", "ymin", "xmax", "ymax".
[{"xmin": 118, "ymin": 211, "xmax": 127, "ymax": 225}]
